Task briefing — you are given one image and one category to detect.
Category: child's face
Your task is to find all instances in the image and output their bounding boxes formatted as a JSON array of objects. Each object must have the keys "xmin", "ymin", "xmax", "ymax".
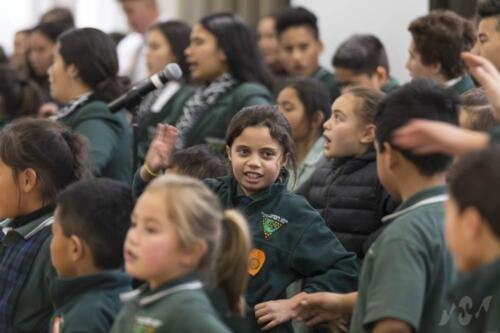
[
  {"xmin": 48, "ymin": 44, "xmax": 75, "ymax": 104},
  {"xmin": 405, "ymin": 40, "xmax": 438, "ymax": 80},
  {"xmin": 50, "ymin": 207, "xmax": 76, "ymax": 277},
  {"xmin": 257, "ymin": 17, "xmax": 280, "ymax": 67},
  {"xmin": 125, "ymin": 191, "xmax": 192, "ymax": 289},
  {"xmin": 323, "ymin": 93, "xmax": 371, "ymax": 159},
  {"xmin": 146, "ymin": 28, "xmax": 176, "ymax": 76},
  {"xmin": 279, "ymin": 26, "xmax": 322, "ymax": 77},
  {"xmin": 0, "ymin": 159, "xmax": 37, "ymax": 219},
  {"xmin": 185, "ymin": 24, "xmax": 228, "ymax": 83},
  {"xmin": 334, "ymin": 67, "xmax": 383, "ymax": 92},
  {"xmin": 277, "ymin": 87, "xmax": 312, "ymax": 142},
  {"xmin": 227, "ymin": 126, "xmax": 288, "ymax": 196},
  {"xmin": 445, "ymin": 197, "xmax": 478, "ymax": 272}
]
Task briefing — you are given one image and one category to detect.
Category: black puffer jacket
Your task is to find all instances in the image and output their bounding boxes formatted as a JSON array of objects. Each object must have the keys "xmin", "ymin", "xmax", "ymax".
[{"xmin": 297, "ymin": 149, "xmax": 398, "ymax": 259}]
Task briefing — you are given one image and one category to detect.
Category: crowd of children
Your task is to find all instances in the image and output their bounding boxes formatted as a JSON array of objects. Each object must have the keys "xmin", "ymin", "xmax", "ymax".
[{"xmin": 1, "ymin": 0, "xmax": 500, "ymax": 332}]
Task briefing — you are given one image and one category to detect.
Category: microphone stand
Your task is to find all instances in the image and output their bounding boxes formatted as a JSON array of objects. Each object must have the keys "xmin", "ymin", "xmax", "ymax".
[{"xmin": 132, "ymin": 104, "xmax": 140, "ymax": 172}]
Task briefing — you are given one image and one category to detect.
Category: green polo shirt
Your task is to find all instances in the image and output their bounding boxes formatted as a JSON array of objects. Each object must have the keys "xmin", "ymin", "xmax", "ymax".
[
  {"xmin": 446, "ymin": 259, "xmax": 500, "ymax": 333},
  {"xmin": 110, "ymin": 272, "xmax": 231, "ymax": 333},
  {"xmin": 350, "ymin": 185, "xmax": 458, "ymax": 333},
  {"xmin": 0, "ymin": 207, "xmax": 56, "ymax": 332},
  {"xmin": 288, "ymin": 137, "xmax": 325, "ymax": 191}
]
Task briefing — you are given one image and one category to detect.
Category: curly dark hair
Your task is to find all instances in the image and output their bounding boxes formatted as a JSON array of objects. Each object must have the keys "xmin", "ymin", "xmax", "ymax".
[{"xmin": 408, "ymin": 10, "xmax": 476, "ymax": 79}]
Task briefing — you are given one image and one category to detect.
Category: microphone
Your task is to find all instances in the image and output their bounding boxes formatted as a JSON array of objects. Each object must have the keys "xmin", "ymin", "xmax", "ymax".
[{"xmin": 108, "ymin": 63, "xmax": 182, "ymax": 112}]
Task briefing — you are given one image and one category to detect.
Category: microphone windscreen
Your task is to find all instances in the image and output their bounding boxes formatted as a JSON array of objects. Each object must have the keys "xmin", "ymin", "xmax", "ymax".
[{"xmin": 165, "ymin": 63, "xmax": 183, "ymax": 81}]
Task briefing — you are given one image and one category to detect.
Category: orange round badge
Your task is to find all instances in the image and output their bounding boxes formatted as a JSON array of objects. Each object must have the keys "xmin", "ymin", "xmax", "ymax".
[{"xmin": 248, "ymin": 248, "xmax": 266, "ymax": 276}]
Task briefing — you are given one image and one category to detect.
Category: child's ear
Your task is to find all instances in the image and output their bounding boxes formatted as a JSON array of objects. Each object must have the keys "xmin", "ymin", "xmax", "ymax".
[
  {"xmin": 281, "ymin": 152, "xmax": 289, "ymax": 168},
  {"xmin": 462, "ymin": 207, "xmax": 484, "ymax": 241},
  {"xmin": 20, "ymin": 168, "xmax": 38, "ymax": 193},
  {"xmin": 217, "ymin": 48, "xmax": 227, "ymax": 62},
  {"xmin": 311, "ymin": 111, "xmax": 325, "ymax": 130},
  {"xmin": 226, "ymin": 145, "xmax": 232, "ymax": 161},
  {"xmin": 360, "ymin": 124, "xmax": 375, "ymax": 144},
  {"xmin": 318, "ymin": 39, "xmax": 324, "ymax": 54},
  {"xmin": 181, "ymin": 240, "xmax": 207, "ymax": 268},
  {"xmin": 69, "ymin": 235, "xmax": 85, "ymax": 262},
  {"xmin": 374, "ymin": 66, "xmax": 389, "ymax": 88},
  {"xmin": 383, "ymin": 142, "xmax": 400, "ymax": 171},
  {"xmin": 429, "ymin": 62, "xmax": 442, "ymax": 76},
  {"xmin": 67, "ymin": 64, "xmax": 80, "ymax": 80}
]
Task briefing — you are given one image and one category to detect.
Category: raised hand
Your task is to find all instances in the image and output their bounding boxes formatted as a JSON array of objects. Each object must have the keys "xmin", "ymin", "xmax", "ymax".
[{"xmin": 140, "ymin": 124, "xmax": 178, "ymax": 181}]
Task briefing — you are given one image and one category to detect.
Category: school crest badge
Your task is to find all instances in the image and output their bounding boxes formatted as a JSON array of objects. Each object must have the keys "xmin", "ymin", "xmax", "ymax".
[
  {"xmin": 133, "ymin": 316, "xmax": 163, "ymax": 333},
  {"xmin": 261, "ymin": 213, "xmax": 288, "ymax": 239}
]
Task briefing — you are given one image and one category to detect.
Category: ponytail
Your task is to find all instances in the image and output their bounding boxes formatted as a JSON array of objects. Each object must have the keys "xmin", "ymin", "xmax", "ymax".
[
  {"xmin": 93, "ymin": 76, "xmax": 129, "ymax": 103},
  {"xmin": 217, "ymin": 210, "xmax": 251, "ymax": 315}
]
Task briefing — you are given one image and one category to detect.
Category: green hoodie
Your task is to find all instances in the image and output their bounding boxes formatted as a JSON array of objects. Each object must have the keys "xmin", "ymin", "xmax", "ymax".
[
  {"xmin": 58, "ymin": 99, "xmax": 132, "ymax": 184},
  {"xmin": 204, "ymin": 173, "xmax": 359, "ymax": 333}
]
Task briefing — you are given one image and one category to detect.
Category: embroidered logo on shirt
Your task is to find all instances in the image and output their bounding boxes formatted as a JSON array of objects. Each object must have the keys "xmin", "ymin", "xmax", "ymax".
[
  {"xmin": 248, "ymin": 248, "xmax": 266, "ymax": 276},
  {"xmin": 133, "ymin": 316, "xmax": 163, "ymax": 333},
  {"xmin": 52, "ymin": 316, "xmax": 63, "ymax": 333},
  {"xmin": 261, "ymin": 213, "xmax": 288, "ymax": 239}
]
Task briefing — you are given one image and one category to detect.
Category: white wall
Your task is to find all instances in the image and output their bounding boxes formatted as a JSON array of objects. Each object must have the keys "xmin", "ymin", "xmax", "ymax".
[
  {"xmin": 291, "ymin": 0, "xmax": 429, "ymax": 84},
  {"xmin": 0, "ymin": 0, "xmax": 178, "ymax": 55}
]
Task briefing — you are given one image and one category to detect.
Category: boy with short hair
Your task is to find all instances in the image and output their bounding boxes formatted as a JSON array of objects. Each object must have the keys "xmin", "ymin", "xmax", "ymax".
[
  {"xmin": 407, "ymin": 10, "xmax": 477, "ymax": 95},
  {"xmin": 275, "ymin": 6, "xmax": 341, "ymax": 102},
  {"xmin": 332, "ymin": 34, "xmax": 398, "ymax": 93},
  {"xmin": 445, "ymin": 147, "xmax": 500, "ymax": 333},
  {"xmin": 49, "ymin": 178, "xmax": 134, "ymax": 333}
]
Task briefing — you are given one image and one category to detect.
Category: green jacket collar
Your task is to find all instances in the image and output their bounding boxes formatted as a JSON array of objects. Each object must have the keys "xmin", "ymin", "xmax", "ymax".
[
  {"xmin": 51, "ymin": 270, "xmax": 131, "ymax": 308},
  {"xmin": 121, "ymin": 271, "xmax": 202, "ymax": 307},
  {"xmin": 231, "ymin": 170, "xmax": 289, "ymax": 205},
  {"xmin": 382, "ymin": 185, "xmax": 447, "ymax": 223},
  {"xmin": 0, "ymin": 206, "xmax": 54, "ymax": 241}
]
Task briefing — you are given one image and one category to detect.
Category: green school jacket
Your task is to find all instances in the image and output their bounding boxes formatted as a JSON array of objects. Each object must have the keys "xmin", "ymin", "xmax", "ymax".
[
  {"xmin": 139, "ymin": 82, "xmax": 272, "ymax": 153},
  {"xmin": 204, "ymin": 174, "xmax": 359, "ymax": 333},
  {"xmin": 58, "ymin": 99, "xmax": 132, "ymax": 184},
  {"xmin": 50, "ymin": 271, "xmax": 131, "ymax": 333},
  {"xmin": 110, "ymin": 272, "xmax": 231, "ymax": 333}
]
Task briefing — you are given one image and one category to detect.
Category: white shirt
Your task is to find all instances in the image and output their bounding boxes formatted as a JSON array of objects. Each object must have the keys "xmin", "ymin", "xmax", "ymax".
[{"xmin": 117, "ymin": 15, "xmax": 169, "ymax": 84}]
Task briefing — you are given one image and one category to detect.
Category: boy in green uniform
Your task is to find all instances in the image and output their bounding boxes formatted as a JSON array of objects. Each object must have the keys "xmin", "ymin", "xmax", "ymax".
[
  {"xmin": 49, "ymin": 179, "xmax": 133, "ymax": 333},
  {"xmin": 444, "ymin": 147, "xmax": 500, "ymax": 332},
  {"xmin": 294, "ymin": 79, "xmax": 460, "ymax": 333},
  {"xmin": 332, "ymin": 34, "xmax": 398, "ymax": 93},
  {"xmin": 275, "ymin": 7, "xmax": 340, "ymax": 102},
  {"xmin": 406, "ymin": 10, "xmax": 477, "ymax": 95}
]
